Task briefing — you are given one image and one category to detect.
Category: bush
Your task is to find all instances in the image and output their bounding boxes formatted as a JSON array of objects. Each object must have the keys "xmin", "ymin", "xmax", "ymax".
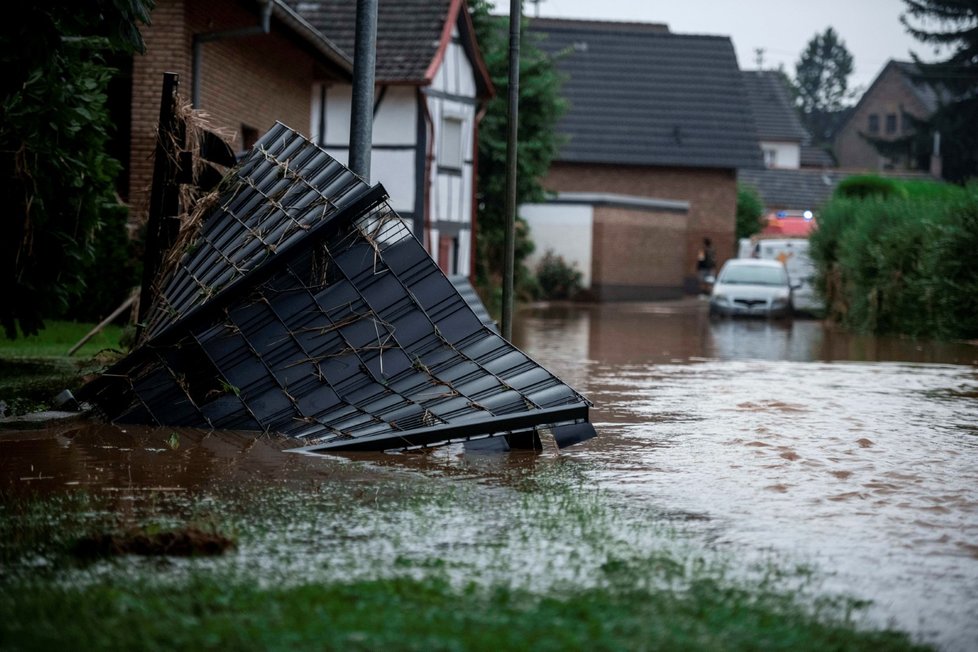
[
  {"xmin": 810, "ymin": 183, "xmax": 978, "ymax": 339},
  {"xmin": 835, "ymin": 175, "xmax": 906, "ymax": 200},
  {"xmin": 736, "ymin": 183, "xmax": 766, "ymax": 240},
  {"xmin": 535, "ymin": 250, "xmax": 582, "ymax": 300}
]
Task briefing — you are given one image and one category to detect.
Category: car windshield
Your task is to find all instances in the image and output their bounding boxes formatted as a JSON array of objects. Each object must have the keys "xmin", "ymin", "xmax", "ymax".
[{"xmin": 719, "ymin": 264, "xmax": 787, "ymax": 286}]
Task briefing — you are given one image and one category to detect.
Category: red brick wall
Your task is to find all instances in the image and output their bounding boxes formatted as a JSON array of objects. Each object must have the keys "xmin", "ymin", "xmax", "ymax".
[
  {"xmin": 129, "ymin": 0, "xmax": 339, "ymax": 224},
  {"xmin": 834, "ymin": 65, "xmax": 931, "ymax": 170},
  {"xmin": 544, "ymin": 163, "xmax": 737, "ymax": 292},
  {"xmin": 591, "ymin": 206, "xmax": 686, "ymax": 300}
]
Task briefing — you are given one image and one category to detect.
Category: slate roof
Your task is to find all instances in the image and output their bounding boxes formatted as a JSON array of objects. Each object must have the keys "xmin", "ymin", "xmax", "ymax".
[
  {"xmin": 739, "ymin": 167, "xmax": 933, "ymax": 211},
  {"xmin": 528, "ymin": 18, "xmax": 763, "ymax": 170},
  {"xmin": 292, "ymin": 0, "xmax": 493, "ymax": 93},
  {"xmin": 741, "ymin": 70, "xmax": 807, "ymax": 142},
  {"xmin": 800, "ymin": 143, "xmax": 835, "ymax": 168}
]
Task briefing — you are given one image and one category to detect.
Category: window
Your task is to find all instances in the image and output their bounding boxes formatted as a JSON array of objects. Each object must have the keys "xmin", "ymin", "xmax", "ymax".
[
  {"xmin": 867, "ymin": 114, "xmax": 880, "ymax": 134},
  {"xmin": 439, "ymin": 117, "xmax": 464, "ymax": 169},
  {"xmin": 885, "ymin": 113, "xmax": 897, "ymax": 135},
  {"xmin": 763, "ymin": 147, "xmax": 778, "ymax": 168}
]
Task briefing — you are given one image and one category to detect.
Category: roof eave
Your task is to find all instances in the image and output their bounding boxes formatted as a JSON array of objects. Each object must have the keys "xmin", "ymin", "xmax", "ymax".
[{"xmin": 271, "ymin": 0, "xmax": 353, "ymax": 75}]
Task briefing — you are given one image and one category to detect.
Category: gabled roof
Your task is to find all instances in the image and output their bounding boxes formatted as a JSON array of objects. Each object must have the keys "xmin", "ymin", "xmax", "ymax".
[
  {"xmin": 291, "ymin": 0, "xmax": 492, "ymax": 95},
  {"xmin": 528, "ymin": 18, "xmax": 763, "ymax": 170},
  {"xmin": 891, "ymin": 60, "xmax": 944, "ymax": 113},
  {"xmin": 741, "ymin": 70, "xmax": 808, "ymax": 142},
  {"xmin": 269, "ymin": 0, "xmax": 352, "ymax": 73}
]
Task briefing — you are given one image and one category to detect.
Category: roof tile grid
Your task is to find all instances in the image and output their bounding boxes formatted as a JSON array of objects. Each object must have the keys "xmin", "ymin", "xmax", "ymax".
[
  {"xmin": 741, "ymin": 70, "xmax": 809, "ymax": 142},
  {"xmin": 290, "ymin": 0, "xmax": 452, "ymax": 82},
  {"xmin": 528, "ymin": 18, "xmax": 763, "ymax": 170},
  {"xmin": 79, "ymin": 124, "xmax": 594, "ymax": 452}
]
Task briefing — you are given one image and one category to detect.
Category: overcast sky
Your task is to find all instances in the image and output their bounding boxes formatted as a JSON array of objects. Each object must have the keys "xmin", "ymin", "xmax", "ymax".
[{"xmin": 509, "ymin": 0, "xmax": 936, "ymax": 94}]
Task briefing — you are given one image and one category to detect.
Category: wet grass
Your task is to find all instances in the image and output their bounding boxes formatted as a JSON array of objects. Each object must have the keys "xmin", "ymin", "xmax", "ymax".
[
  {"xmin": 0, "ymin": 320, "xmax": 124, "ymax": 359},
  {"xmin": 0, "ymin": 461, "xmax": 933, "ymax": 651},
  {"xmin": 0, "ymin": 320, "xmax": 125, "ymax": 415},
  {"xmin": 0, "ymin": 573, "xmax": 929, "ymax": 652}
]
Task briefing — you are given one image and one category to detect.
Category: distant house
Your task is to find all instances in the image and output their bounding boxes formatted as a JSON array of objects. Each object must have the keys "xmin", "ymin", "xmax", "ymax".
[
  {"xmin": 834, "ymin": 60, "xmax": 941, "ymax": 172},
  {"xmin": 296, "ymin": 0, "xmax": 494, "ymax": 278},
  {"xmin": 522, "ymin": 19, "xmax": 762, "ymax": 299},
  {"xmin": 739, "ymin": 69, "xmax": 836, "ymax": 215},
  {"xmin": 741, "ymin": 70, "xmax": 807, "ymax": 170},
  {"xmin": 126, "ymin": 0, "xmax": 352, "ymax": 217}
]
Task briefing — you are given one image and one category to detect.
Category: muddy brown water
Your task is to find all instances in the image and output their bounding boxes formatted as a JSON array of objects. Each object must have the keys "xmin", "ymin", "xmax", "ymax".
[{"xmin": 2, "ymin": 299, "xmax": 977, "ymax": 650}]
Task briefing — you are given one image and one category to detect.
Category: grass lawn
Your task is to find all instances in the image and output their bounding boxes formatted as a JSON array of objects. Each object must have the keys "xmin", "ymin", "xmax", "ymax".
[
  {"xmin": 0, "ymin": 471, "xmax": 933, "ymax": 651},
  {"xmin": 0, "ymin": 320, "xmax": 125, "ymax": 415},
  {"xmin": 0, "ymin": 320, "xmax": 124, "ymax": 359}
]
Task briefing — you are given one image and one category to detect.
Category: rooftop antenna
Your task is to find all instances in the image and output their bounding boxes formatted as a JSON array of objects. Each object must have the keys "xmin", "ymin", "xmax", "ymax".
[{"xmin": 754, "ymin": 47, "xmax": 765, "ymax": 69}]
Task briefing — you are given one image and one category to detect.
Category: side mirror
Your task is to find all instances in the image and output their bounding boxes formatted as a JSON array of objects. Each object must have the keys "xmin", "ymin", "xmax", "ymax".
[{"xmin": 704, "ymin": 274, "xmax": 716, "ymax": 284}]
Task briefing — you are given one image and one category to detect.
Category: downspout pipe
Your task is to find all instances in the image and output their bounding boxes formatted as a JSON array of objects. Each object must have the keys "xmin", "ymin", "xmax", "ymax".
[{"xmin": 192, "ymin": 0, "xmax": 274, "ymax": 108}]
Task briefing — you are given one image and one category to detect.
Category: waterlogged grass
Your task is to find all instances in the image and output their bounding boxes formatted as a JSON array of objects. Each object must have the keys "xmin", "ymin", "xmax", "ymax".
[
  {"xmin": 0, "ymin": 320, "xmax": 124, "ymax": 358},
  {"xmin": 0, "ymin": 573, "xmax": 929, "ymax": 652},
  {"xmin": 0, "ymin": 320, "xmax": 126, "ymax": 415},
  {"xmin": 0, "ymin": 462, "xmax": 932, "ymax": 651}
]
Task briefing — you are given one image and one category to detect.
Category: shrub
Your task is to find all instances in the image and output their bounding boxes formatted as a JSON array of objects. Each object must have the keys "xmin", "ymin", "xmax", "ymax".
[
  {"xmin": 834, "ymin": 175, "xmax": 906, "ymax": 200},
  {"xmin": 810, "ymin": 183, "xmax": 978, "ymax": 339},
  {"xmin": 535, "ymin": 250, "xmax": 583, "ymax": 300},
  {"xmin": 736, "ymin": 183, "xmax": 766, "ymax": 240}
]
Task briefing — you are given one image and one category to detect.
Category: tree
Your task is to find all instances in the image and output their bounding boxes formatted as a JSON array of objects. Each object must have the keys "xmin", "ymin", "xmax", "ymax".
[
  {"xmin": 901, "ymin": 0, "xmax": 978, "ymax": 182},
  {"xmin": 0, "ymin": 1, "xmax": 152, "ymax": 338},
  {"xmin": 793, "ymin": 27, "xmax": 855, "ymax": 145},
  {"xmin": 468, "ymin": 1, "xmax": 566, "ymax": 301},
  {"xmin": 735, "ymin": 184, "xmax": 766, "ymax": 241}
]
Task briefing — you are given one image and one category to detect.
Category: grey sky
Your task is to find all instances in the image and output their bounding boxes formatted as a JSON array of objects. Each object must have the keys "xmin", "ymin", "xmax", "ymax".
[{"xmin": 515, "ymin": 0, "xmax": 936, "ymax": 94}]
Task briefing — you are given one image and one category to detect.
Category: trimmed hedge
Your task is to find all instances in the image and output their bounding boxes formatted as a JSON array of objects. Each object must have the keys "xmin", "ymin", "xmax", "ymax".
[{"xmin": 810, "ymin": 180, "xmax": 978, "ymax": 340}]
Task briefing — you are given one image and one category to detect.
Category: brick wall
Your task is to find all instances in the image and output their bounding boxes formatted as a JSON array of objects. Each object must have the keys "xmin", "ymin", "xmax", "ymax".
[
  {"xmin": 129, "ymin": 0, "xmax": 341, "ymax": 224},
  {"xmin": 591, "ymin": 206, "xmax": 686, "ymax": 300},
  {"xmin": 545, "ymin": 163, "xmax": 737, "ymax": 292},
  {"xmin": 834, "ymin": 65, "xmax": 930, "ymax": 170}
]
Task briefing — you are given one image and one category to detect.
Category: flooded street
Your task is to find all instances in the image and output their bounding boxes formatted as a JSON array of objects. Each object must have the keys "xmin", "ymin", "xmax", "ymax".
[
  {"xmin": 515, "ymin": 301, "xmax": 978, "ymax": 652},
  {"xmin": 2, "ymin": 300, "xmax": 977, "ymax": 650}
]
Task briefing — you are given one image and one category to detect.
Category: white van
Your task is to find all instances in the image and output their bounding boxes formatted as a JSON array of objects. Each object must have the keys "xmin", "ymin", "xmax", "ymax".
[{"xmin": 747, "ymin": 238, "xmax": 823, "ymax": 315}]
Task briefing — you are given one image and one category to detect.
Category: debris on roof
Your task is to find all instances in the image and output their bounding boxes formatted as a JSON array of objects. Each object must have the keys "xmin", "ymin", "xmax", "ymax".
[{"xmin": 78, "ymin": 123, "xmax": 595, "ymax": 453}]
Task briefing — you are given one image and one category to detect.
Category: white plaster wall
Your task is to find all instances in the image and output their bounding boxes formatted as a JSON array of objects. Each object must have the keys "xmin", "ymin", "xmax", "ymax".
[
  {"xmin": 373, "ymin": 87, "xmax": 417, "ymax": 145},
  {"xmin": 761, "ymin": 141, "xmax": 801, "ymax": 169},
  {"xmin": 521, "ymin": 203, "xmax": 594, "ymax": 288},
  {"xmin": 371, "ymin": 149, "xmax": 416, "ymax": 213}
]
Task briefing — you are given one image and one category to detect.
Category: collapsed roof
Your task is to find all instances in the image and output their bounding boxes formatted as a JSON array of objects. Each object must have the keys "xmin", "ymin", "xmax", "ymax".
[{"xmin": 79, "ymin": 123, "xmax": 595, "ymax": 452}]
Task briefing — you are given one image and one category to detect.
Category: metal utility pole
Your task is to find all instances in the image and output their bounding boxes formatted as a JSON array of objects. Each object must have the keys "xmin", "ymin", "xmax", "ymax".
[
  {"xmin": 349, "ymin": 0, "xmax": 378, "ymax": 181},
  {"xmin": 502, "ymin": 0, "xmax": 521, "ymax": 340}
]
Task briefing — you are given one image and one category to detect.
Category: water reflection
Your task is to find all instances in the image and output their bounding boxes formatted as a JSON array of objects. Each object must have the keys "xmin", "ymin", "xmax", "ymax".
[{"xmin": 515, "ymin": 300, "xmax": 978, "ymax": 652}]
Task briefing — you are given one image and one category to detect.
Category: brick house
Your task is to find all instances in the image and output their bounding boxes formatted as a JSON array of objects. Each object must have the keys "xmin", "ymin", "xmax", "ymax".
[
  {"xmin": 126, "ymin": 0, "xmax": 352, "ymax": 219},
  {"xmin": 522, "ymin": 19, "xmax": 762, "ymax": 299},
  {"xmin": 834, "ymin": 60, "xmax": 940, "ymax": 171},
  {"xmin": 294, "ymin": 0, "xmax": 494, "ymax": 277}
]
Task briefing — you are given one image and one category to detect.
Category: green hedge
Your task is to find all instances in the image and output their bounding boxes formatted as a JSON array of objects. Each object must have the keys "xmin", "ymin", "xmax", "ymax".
[{"xmin": 810, "ymin": 181, "xmax": 978, "ymax": 339}]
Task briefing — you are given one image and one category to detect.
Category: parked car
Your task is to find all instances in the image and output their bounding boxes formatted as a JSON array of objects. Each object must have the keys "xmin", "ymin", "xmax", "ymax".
[
  {"xmin": 751, "ymin": 238, "xmax": 823, "ymax": 315},
  {"xmin": 709, "ymin": 259, "xmax": 795, "ymax": 318}
]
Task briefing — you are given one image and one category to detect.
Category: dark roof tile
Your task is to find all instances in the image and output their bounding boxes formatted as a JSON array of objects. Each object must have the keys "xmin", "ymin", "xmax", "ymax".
[
  {"xmin": 529, "ymin": 18, "xmax": 763, "ymax": 170},
  {"xmin": 292, "ymin": 0, "xmax": 451, "ymax": 82},
  {"xmin": 741, "ymin": 70, "xmax": 808, "ymax": 142}
]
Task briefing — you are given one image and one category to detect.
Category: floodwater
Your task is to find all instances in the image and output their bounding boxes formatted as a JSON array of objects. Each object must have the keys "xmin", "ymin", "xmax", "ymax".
[
  {"xmin": 515, "ymin": 300, "xmax": 978, "ymax": 652},
  {"xmin": 2, "ymin": 299, "xmax": 977, "ymax": 650}
]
